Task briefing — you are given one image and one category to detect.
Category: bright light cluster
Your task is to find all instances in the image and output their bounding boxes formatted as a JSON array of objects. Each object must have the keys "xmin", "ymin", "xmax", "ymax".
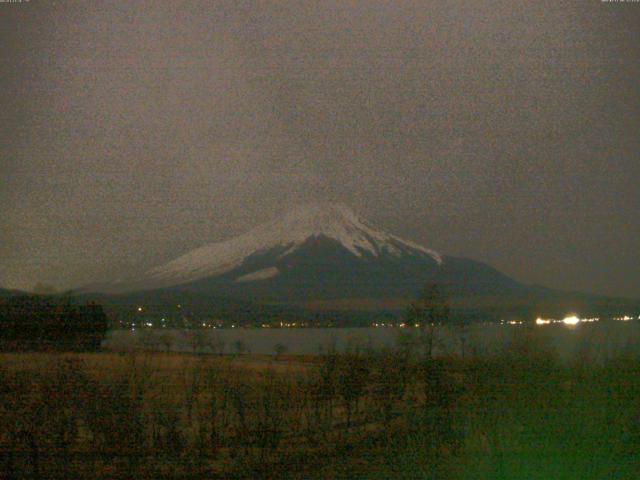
[
  {"xmin": 581, "ymin": 317, "xmax": 599, "ymax": 323},
  {"xmin": 535, "ymin": 315, "xmax": 601, "ymax": 326},
  {"xmin": 372, "ymin": 322, "xmax": 391, "ymax": 328},
  {"xmin": 499, "ymin": 319, "xmax": 524, "ymax": 325},
  {"xmin": 372, "ymin": 322, "xmax": 439, "ymax": 328},
  {"xmin": 277, "ymin": 321, "xmax": 300, "ymax": 328},
  {"xmin": 562, "ymin": 315, "xmax": 580, "ymax": 326}
]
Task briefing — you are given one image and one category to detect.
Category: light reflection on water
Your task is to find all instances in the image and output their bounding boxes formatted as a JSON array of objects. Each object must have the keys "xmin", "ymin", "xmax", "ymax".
[{"xmin": 104, "ymin": 321, "xmax": 640, "ymax": 361}]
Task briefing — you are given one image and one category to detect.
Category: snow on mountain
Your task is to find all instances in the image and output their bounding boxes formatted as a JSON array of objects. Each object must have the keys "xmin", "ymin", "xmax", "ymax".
[
  {"xmin": 235, "ymin": 267, "xmax": 280, "ymax": 283},
  {"xmin": 143, "ymin": 203, "xmax": 441, "ymax": 287}
]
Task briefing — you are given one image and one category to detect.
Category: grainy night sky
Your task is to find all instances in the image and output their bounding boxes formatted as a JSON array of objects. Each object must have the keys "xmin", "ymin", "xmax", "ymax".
[{"xmin": 1, "ymin": 1, "xmax": 639, "ymax": 297}]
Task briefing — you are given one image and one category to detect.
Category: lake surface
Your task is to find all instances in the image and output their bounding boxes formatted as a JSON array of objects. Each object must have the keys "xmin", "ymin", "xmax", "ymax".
[{"xmin": 104, "ymin": 321, "xmax": 640, "ymax": 361}]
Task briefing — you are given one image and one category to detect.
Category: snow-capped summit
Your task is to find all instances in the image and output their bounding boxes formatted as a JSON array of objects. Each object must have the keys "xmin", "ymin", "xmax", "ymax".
[
  {"xmin": 84, "ymin": 202, "xmax": 527, "ymax": 306},
  {"xmin": 143, "ymin": 202, "xmax": 441, "ymax": 288},
  {"xmin": 77, "ymin": 202, "xmax": 629, "ymax": 317}
]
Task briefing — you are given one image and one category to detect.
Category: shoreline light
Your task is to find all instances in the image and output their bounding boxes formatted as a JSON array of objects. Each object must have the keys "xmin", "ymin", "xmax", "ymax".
[{"xmin": 562, "ymin": 315, "xmax": 580, "ymax": 326}]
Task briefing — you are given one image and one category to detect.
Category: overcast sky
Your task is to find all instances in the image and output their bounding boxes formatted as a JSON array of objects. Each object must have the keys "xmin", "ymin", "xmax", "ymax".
[{"xmin": 1, "ymin": 1, "xmax": 639, "ymax": 297}]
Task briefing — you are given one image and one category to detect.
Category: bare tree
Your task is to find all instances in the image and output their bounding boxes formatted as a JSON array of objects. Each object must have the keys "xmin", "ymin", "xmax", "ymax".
[
  {"xmin": 209, "ymin": 332, "xmax": 226, "ymax": 355},
  {"xmin": 186, "ymin": 329, "xmax": 209, "ymax": 354},
  {"xmin": 405, "ymin": 282, "xmax": 450, "ymax": 359},
  {"xmin": 138, "ymin": 329, "xmax": 160, "ymax": 352},
  {"xmin": 159, "ymin": 332, "xmax": 174, "ymax": 352},
  {"xmin": 234, "ymin": 339, "xmax": 247, "ymax": 356},
  {"xmin": 273, "ymin": 343, "xmax": 287, "ymax": 359},
  {"xmin": 336, "ymin": 352, "xmax": 369, "ymax": 428}
]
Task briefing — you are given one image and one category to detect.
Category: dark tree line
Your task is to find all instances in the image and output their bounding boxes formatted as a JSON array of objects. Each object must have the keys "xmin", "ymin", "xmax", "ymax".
[{"xmin": 0, "ymin": 295, "xmax": 108, "ymax": 351}]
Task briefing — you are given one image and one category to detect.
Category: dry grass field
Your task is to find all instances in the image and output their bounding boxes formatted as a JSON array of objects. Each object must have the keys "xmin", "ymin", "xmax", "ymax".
[{"xmin": 1, "ymin": 329, "xmax": 639, "ymax": 479}]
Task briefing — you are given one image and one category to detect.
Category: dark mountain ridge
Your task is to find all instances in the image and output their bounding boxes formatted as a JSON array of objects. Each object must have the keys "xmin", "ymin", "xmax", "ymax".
[{"xmin": 75, "ymin": 204, "xmax": 639, "ymax": 324}]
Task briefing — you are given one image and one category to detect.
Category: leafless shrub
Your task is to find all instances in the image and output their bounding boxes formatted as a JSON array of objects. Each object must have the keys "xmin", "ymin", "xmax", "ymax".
[
  {"xmin": 185, "ymin": 330, "xmax": 209, "ymax": 354},
  {"xmin": 137, "ymin": 329, "xmax": 161, "ymax": 351},
  {"xmin": 273, "ymin": 342, "xmax": 287, "ymax": 359},
  {"xmin": 209, "ymin": 332, "xmax": 226, "ymax": 355},
  {"xmin": 159, "ymin": 332, "xmax": 174, "ymax": 352},
  {"xmin": 336, "ymin": 352, "xmax": 370, "ymax": 428},
  {"xmin": 369, "ymin": 349, "xmax": 411, "ymax": 425}
]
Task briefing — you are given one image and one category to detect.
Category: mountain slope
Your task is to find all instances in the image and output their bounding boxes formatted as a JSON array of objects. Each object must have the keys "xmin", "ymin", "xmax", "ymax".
[
  {"xmin": 147, "ymin": 203, "xmax": 440, "ymax": 287},
  {"xmin": 0, "ymin": 287, "xmax": 28, "ymax": 298},
  {"xmin": 88, "ymin": 203, "xmax": 527, "ymax": 304},
  {"xmin": 98, "ymin": 203, "xmax": 444, "ymax": 296},
  {"xmin": 84, "ymin": 203, "xmax": 638, "ymax": 318}
]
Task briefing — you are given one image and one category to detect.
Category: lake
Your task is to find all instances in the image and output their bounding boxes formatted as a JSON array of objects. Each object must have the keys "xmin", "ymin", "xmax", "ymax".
[{"xmin": 104, "ymin": 320, "xmax": 640, "ymax": 361}]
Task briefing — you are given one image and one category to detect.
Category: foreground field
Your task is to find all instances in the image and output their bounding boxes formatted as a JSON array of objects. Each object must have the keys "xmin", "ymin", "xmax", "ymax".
[{"xmin": 1, "ymin": 330, "xmax": 639, "ymax": 479}]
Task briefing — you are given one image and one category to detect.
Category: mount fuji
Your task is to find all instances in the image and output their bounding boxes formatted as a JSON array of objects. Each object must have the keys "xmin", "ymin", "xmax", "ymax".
[
  {"xmin": 88, "ymin": 203, "xmax": 528, "ymax": 308},
  {"xmin": 77, "ymin": 202, "xmax": 640, "ymax": 323}
]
